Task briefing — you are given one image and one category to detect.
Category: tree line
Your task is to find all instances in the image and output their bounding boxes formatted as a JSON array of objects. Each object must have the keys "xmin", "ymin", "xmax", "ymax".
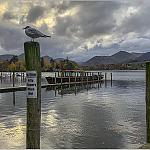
[{"xmin": 0, "ymin": 56, "xmax": 79, "ymax": 72}]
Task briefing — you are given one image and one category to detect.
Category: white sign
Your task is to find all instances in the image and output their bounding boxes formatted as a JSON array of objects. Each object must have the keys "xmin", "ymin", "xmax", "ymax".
[{"xmin": 26, "ymin": 71, "xmax": 37, "ymax": 98}]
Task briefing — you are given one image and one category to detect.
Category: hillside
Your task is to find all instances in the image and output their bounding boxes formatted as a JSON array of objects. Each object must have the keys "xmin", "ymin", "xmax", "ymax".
[
  {"xmin": 83, "ymin": 51, "xmax": 150, "ymax": 67},
  {"xmin": 83, "ymin": 51, "xmax": 139, "ymax": 66},
  {"xmin": 111, "ymin": 51, "xmax": 136, "ymax": 63},
  {"xmin": 0, "ymin": 54, "xmax": 14, "ymax": 61},
  {"xmin": 85, "ymin": 56, "xmax": 116, "ymax": 66},
  {"xmin": 132, "ymin": 52, "xmax": 150, "ymax": 62}
]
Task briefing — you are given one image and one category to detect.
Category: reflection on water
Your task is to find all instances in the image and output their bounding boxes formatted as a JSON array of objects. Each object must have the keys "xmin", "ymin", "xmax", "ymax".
[{"xmin": 0, "ymin": 71, "xmax": 146, "ymax": 148}]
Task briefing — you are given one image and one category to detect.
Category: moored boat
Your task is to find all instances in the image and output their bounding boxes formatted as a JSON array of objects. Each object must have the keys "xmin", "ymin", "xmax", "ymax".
[{"xmin": 46, "ymin": 70, "xmax": 103, "ymax": 84}]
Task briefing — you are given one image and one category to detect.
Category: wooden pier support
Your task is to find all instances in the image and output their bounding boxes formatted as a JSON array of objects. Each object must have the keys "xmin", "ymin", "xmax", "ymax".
[
  {"xmin": 146, "ymin": 62, "xmax": 150, "ymax": 143},
  {"xmin": 111, "ymin": 72, "xmax": 113, "ymax": 86},
  {"xmin": 0, "ymin": 72, "xmax": 2, "ymax": 83},
  {"xmin": 12, "ymin": 71, "xmax": 15, "ymax": 87},
  {"xmin": 10, "ymin": 72, "xmax": 12, "ymax": 81},
  {"xmin": 24, "ymin": 41, "xmax": 41, "ymax": 149},
  {"xmin": 86, "ymin": 72, "xmax": 88, "ymax": 83},
  {"xmin": 55, "ymin": 72, "xmax": 57, "ymax": 84},
  {"xmin": 105, "ymin": 72, "xmax": 107, "ymax": 81}
]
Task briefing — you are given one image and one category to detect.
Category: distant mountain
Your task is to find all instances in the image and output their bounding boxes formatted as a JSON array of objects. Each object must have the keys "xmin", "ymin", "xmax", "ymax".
[
  {"xmin": 131, "ymin": 52, "xmax": 143, "ymax": 58},
  {"xmin": 83, "ymin": 51, "xmax": 149, "ymax": 66},
  {"xmin": 111, "ymin": 51, "xmax": 136, "ymax": 63},
  {"xmin": 132, "ymin": 52, "xmax": 150, "ymax": 62},
  {"xmin": 0, "ymin": 54, "xmax": 14, "ymax": 61},
  {"xmin": 84, "ymin": 56, "xmax": 117, "ymax": 66}
]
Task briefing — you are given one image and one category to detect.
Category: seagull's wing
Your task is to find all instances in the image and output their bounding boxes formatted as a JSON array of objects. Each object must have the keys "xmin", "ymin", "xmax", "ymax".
[{"xmin": 28, "ymin": 28, "xmax": 46, "ymax": 37}]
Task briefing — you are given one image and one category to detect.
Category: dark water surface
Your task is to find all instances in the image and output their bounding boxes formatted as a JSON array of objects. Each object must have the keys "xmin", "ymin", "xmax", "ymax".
[{"xmin": 0, "ymin": 71, "xmax": 146, "ymax": 148}]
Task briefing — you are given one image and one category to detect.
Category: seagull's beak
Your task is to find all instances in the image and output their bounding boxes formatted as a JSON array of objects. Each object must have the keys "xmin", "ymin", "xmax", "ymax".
[{"xmin": 23, "ymin": 27, "xmax": 26, "ymax": 29}]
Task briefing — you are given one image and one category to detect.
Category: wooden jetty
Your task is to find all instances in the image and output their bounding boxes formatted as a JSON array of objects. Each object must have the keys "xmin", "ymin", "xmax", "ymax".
[{"xmin": 0, "ymin": 71, "xmax": 113, "ymax": 93}]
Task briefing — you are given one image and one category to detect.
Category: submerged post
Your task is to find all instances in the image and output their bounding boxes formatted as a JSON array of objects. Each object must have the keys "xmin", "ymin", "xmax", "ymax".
[
  {"xmin": 111, "ymin": 72, "xmax": 113, "ymax": 86},
  {"xmin": 55, "ymin": 72, "xmax": 57, "ymax": 84},
  {"xmin": 12, "ymin": 71, "xmax": 15, "ymax": 87},
  {"xmin": 146, "ymin": 62, "xmax": 150, "ymax": 143},
  {"xmin": 24, "ymin": 41, "xmax": 41, "ymax": 149},
  {"xmin": 0, "ymin": 72, "xmax": 2, "ymax": 83}
]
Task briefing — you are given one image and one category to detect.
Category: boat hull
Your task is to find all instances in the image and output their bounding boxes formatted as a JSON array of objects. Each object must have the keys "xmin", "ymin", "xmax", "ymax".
[{"xmin": 46, "ymin": 75, "xmax": 103, "ymax": 84}]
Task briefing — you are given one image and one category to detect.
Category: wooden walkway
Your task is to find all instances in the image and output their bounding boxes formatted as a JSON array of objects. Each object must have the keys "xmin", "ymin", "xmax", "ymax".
[{"xmin": 0, "ymin": 80, "xmax": 103, "ymax": 93}]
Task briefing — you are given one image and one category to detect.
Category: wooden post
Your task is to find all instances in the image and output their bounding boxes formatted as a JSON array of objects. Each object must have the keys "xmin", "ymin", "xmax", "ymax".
[
  {"xmin": 10, "ymin": 72, "xmax": 12, "ymax": 81},
  {"xmin": 78, "ymin": 72, "xmax": 79, "ymax": 82},
  {"xmin": 98, "ymin": 72, "xmax": 100, "ymax": 82},
  {"xmin": 54, "ymin": 86, "xmax": 57, "ymax": 97},
  {"xmin": 146, "ymin": 62, "xmax": 150, "ymax": 143},
  {"xmin": 21, "ymin": 72, "xmax": 22, "ymax": 82},
  {"xmin": 55, "ymin": 72, "xmax": 57, "ymax": 84},
  {"xmin": 69, "ymin": 72, "xmax": 71, "ymax": 84},
  {"xmin": 105, "ymin": 72, "xmax": 107, "ymax": 81},
  {"xmin": 111, "ymin": 72, "xmax": 113, "ymax": 86},
  {"xmin": 75, "ymin": 71, "xmax": 77, "ymax": 83},
  {"xmin": 0, "ymin": 72, "xmax": 2, "ymax": 83},
  {"xmin": 87, "ymin": 72, "xmax": 88, "ymax": 83},
  {"xmin": 12, "ymin": 71, "xmax": 15, "ymax": 87},
  {"xmin": 61, "ymin": 71, "xmax": 63, "ymax": 85},
  {"xmin": 23, "ymin": 72, "xmax": 25, "ymax": 81},
  {"xmin": 92, "ymin": 72, "xmax": 94, "ymax": 82},
  {"xmin": 24, "ymin": 41, "xmax": 41, "ymax": 149},
  {"xmin": 81, "ymin": 72, "xmax": 83, "ymax": 84}
]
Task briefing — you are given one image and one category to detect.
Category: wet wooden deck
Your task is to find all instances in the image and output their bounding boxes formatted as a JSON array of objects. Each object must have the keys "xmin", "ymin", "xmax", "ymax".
[{"xmin": 0, "ymin": 80, "xmax": 103, "ymax": 93}]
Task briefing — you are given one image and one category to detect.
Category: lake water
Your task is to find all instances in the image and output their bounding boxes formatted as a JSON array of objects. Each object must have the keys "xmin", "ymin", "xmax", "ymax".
[{"xmin": 0, "ymin": 70, "xmax": 146, "ymax": 148}]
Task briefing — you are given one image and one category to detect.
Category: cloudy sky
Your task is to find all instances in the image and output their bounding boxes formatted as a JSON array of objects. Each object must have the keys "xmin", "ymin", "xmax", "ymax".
[{"xmin": 0, "ymin": 0, "xmax": 150, "ymax": 61}]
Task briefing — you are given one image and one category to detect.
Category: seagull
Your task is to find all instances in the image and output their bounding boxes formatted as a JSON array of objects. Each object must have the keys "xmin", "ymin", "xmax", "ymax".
[{"xmin": 23, "ymin": 26, "xmax": 51, "ymax": 41}]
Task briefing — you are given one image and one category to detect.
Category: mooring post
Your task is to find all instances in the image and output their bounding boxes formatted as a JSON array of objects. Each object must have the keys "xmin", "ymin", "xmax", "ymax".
[
  {"xmin": 69, "ymin": 72, "xmax": 71, "ymax": 84},
  {"xmin": 111, "ymin": 72, "xmax": 113, "ymax": 86},
  {"xmin": 77, "ymin": 71, "xmax": 79, "ymax": 82},
  {"xmin": 21, "ymin": 72, "xmax": 22, "ymax": 82},
  {"xmin": 146, "ymin": 62, "xmax": 150, "ymax": 143},
  {"xmin": 10, "ymin": 72, "xmax": 12, "ymax": 81},
  {"xmin": 12, "ymin": 71, "xmax": 15, "ymax": 87},
  {"xmin": 55, "ymin": 72, "xmax": 57, "ymax": 84},
  {"xmin": 92, "ymin": 72, "xmax": 94, "ymax": 82},
  {"xmin": 105, "ymin": 72, "xmax": 107, "ymax": 81},
  {"xmin": 58, "ymin": 71, "xmax": 59, "ymax": 77},
  {"xmin": 23, "ymin": 72, "xmax": 25, "ymax": 81},
  {"xmin": 81, "ymin": 72, "xmax": 83, "ymax": 84},
  {"xmin": 0, "ymin": 72, "xmax": 2, "ymax": 83},
  {"xmin": 75, "ymin": 71, "xmax": 77, "ymax": 83},
  {"xmin": 24, "ymin": 41, "xmax": 41, "ymax": 149},
  {"xmin": 87, "ymin": 72, "xmax": 88, "ymax": 83},
  {"xmin": 61, "ymin": 71, "xmax": 63, "ymax": 85}
]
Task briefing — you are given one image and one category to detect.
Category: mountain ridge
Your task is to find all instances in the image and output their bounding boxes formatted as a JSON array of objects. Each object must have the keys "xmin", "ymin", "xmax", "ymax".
[
  {"xmin": 83, "ymin": 51, "xmax": 150, "ymax": 66},
  {"xmin": 1, "ymin": 51, "xmax": 150, "ymax": 66}
]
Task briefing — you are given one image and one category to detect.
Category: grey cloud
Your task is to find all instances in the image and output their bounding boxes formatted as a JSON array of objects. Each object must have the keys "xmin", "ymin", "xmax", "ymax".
[
  {"xmin": 117, "ymin": 2, "xmax": 150, "ymax": 35},
  {"xmin": 26, "ymin": 6, "xmax": 45, "ymax": 22},
  {"xmin": 2, "ymin": 12, "xmax": 15, "ymax": 20},
  {"xmin": 54, "ymin": 1, "xmax": 120, "ymax": 39},
  {"xmin": 1, "ymin": 0, "xmax": 150, "ymax": 61},
  {"xmin": 0, "ymin": 22, "xmax": 24, "ymax": 51}
]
